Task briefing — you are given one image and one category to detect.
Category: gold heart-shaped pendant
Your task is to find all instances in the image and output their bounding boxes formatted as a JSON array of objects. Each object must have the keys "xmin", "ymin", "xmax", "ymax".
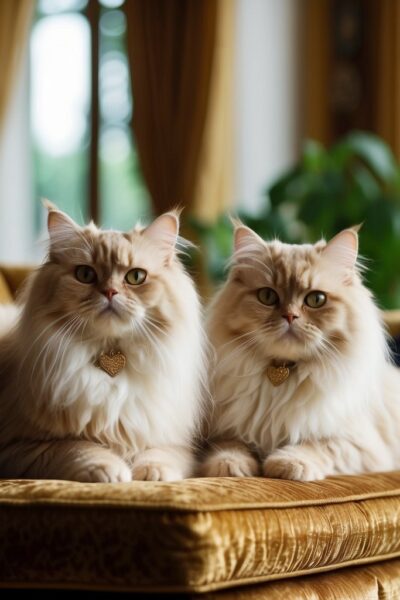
[
  {"xmin": 97, "ymin": 350, "xmax": 126, "ymax": 377},
  {"xmin": 266, "ymin": 365, "xmax": 290, "ymax": 386}
]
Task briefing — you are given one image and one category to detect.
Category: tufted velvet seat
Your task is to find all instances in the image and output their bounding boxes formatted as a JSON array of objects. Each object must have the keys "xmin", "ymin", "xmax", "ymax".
[{"xmin": 1, "ymin": 264, "xmax": 400, "ymax": 597}]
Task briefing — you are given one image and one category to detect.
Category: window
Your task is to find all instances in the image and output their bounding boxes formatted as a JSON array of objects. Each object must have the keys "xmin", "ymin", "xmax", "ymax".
[{"xmin": 31, "ymin": 0, "xmax": 150, "ymax": 241}]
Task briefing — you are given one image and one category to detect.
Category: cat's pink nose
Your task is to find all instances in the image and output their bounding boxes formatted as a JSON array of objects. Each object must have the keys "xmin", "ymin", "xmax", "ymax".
[
  {"xmin": 102, "ymin": 288, "xmax": 118, "ymax": 302},
  {"xmin": 282, "ymin": 313, "xmax": 298, "ymax": 325}
]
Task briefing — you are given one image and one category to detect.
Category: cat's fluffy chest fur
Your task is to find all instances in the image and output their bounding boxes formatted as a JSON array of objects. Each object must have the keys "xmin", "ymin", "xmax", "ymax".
[
  {"xmin": 212, "ymin": 345, "xmax": 388, "ymax": 454},
  {"xmin": 3, "ymin": 313, "xmax": 201, "ymax": 460}
]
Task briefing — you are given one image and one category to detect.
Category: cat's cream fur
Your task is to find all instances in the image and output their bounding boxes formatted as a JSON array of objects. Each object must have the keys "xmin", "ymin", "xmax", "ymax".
[
  {"xmin": 0, "ymin": 305, "xmax": 19, "ymax": 338},
  {"xmin": 0, "ymin": 206, "xmax": 206, "ymax": 482},
  {"xmin": 201, "ymin": 224, "xmax": 400, "ymax": 480}
]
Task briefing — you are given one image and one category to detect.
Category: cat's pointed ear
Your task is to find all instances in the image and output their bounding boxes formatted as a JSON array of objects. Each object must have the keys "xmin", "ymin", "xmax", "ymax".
[
  {"xmin": 233, "ymin": 222, "xmax": 264, "ymax": 254},
  {"xmin": 322, "ymin": 227, "xmax": 359, "ymax": 270},
  {"xmin": 142, "ymin": 211, "xmax": 179, "ymax": 262},
  {"xmin": 44, "ymin": 200, "xmax": 81, "ymax": 243}
]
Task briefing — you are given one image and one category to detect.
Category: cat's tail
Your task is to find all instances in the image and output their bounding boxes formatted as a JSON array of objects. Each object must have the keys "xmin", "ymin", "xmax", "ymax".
[{"xmin": 0, "ymin": 304, "xmax": 20, "ymax": 339}]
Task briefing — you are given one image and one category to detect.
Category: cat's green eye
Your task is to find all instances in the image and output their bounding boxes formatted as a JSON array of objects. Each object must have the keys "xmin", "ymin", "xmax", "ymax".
[
  {"xmin": 305, "ymin": 291, "xmax": 327, "ymax": 308},
  {"xmin": 257, "ymin": 287, "xmax": 279, "ymax": 306},
  {"xmin": 75, "ymin": 265, "xmax": 97, "ymax": 284},
  {"xmin": 125, "ymin": 268, "xmax": 147, "ymax": 286}
]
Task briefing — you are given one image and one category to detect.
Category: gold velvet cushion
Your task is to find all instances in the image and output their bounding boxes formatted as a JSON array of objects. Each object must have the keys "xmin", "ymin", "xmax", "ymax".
[
  {"xmin": 0, "ymin": 265, "xmax": 33, "ymax": 298},
  {"xmin": 0, "ymin": 271, "xmax": 12, "ymax": 303},
  {"xmin": 204, "ymin": 559, "xmax": 400, "ymax": 599},
  {"xmin": 1, "ymin": 473, "xmax": 400, "ymax": 593}
]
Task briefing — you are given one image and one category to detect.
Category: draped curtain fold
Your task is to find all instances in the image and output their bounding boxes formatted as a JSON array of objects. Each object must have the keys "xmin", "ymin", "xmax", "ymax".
[
  {"xmin": 303, "ymin": 0, "xmax": 331, "ymax": 145},
  {"xmin": 0, "ymin": 0, "xmax": 34, "ymax": 132},
  {"xmin": 124, "ymin": 0, "xmax": 233, "ymax": 222},
  {"xmin": 304, "ymin": 0, "xmax": 400, "ymax": 159},
  {"xmin": 373, "ymin": 0, "xmax": 400, "ymax": 159}
]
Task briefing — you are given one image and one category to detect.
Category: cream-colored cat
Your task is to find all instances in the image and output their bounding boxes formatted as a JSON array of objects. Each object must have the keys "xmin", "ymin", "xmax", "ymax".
[
  {"xmin": 201, "ymin": 224, "xmax": 400, "ymax": 480},
  {"xmin": 0, "ymin": 204, "xmax": 206, "ymax": 482}
]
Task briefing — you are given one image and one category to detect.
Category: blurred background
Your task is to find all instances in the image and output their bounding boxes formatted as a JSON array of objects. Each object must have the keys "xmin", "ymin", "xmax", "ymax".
[{"xmin": 1, "ymin": 0, "xmax": 400, "ymax": 306}]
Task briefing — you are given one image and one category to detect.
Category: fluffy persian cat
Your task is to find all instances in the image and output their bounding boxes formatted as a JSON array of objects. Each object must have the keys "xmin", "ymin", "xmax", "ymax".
[
  {"xmin": 201, "ymin": 223, "xmax": 400, "ymax": 480},
  {"xmin": 0, "ymin": 204, "xmax": 206, "ymax": 482}
]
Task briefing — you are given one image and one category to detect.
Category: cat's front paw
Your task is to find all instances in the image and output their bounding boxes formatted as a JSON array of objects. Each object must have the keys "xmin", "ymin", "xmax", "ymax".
[
  {"xmin": 132, "ymin": 462, "xmax": 183, "ymax": 482},
  {"xmin": 201, "ymin": 452, "xmax": 259, "ymax": 478},
  {"xmin": 263, "ymin": 448, "xmax": 326, "ymax": 481},
  {"xmin": 73, "ymin": 457, "xmax": 132, "ymax": 483}
]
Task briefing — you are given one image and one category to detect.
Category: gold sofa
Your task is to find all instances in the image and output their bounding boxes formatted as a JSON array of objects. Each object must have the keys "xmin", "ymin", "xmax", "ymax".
[{"xmin": 1, "ymin": 265, "xmax": 400, "ymax": 598}]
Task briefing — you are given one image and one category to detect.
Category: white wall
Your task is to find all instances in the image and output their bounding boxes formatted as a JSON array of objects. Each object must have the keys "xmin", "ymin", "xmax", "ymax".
[
  {"xmin": 0, "ymin": 52, "xmax": 34, "ymax": 264},
  {"xmin": 234, "ymin": 0, "xmax": 301, "ymax": 214}
]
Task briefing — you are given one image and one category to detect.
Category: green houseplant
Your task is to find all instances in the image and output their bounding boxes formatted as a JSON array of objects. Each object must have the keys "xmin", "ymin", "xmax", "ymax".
[{"xmin": 190, "ymin": 131, "xmax": 400, "ymax": 309}]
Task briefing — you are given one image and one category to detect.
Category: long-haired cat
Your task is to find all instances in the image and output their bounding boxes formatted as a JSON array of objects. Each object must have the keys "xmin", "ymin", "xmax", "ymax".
[
  {"xmin": 0, "ymin": 204, "xmax": 206, "ymax": 482},
  {"xmin": 201, "ymin": 223, "xmax": 400, "ymax": 480}
]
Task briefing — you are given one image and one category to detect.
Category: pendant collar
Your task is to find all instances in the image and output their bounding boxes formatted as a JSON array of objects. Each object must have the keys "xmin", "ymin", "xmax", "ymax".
[
  {"xmin": 266, "ymin": 359, "xmax": 297, "ymax": 386},
  {"xmin": 95, "ymin": 348, "xmax": 126, "ymax": 377}
]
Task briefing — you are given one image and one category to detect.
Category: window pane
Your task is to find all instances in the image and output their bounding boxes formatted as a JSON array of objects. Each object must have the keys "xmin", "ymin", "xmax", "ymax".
[
  {"xmin": 99, "ymin": 4, "xmax": 150, "ymax": 229},
  {"xmin": 39, "ymin": 0, "xmax": 89, "ymax": 15},
  {"xmin": 99, "ymin": 0, "xmax": 125, "ymax": 9},
  {"xmin": 31, "ymin": 13, "xmax": 90, "ymax": 228},
  {"xmin": 100, "ymin": 126, "xmax": 149, "ymax": 230},
  {"xmin": 100, "ymin": 50, "xmax": 131, "ymax": 123},
  {"xmin": 30, "ymin": 0, "xmax": 149, "ymax": 238}
]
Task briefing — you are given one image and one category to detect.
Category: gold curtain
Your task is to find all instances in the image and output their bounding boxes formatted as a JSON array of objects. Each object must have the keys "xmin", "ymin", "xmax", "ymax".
[
  {"xmin": 0, "ymin": 0, "xmax": 34, "ymax": 131},
  {"xmin": 303, "ymin": 0, "xmax": 400, "ymax": 159},
  {"xmin": 124, "ymin": 0, "xmax": 233, "ymax": 223},
  {"xmin": 303, "ymin": 0, "xmax": 331, "ymax": 145},
  {"xmin": 373, "ymin": 0, "xmax": 400, "ymax": 159}
]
